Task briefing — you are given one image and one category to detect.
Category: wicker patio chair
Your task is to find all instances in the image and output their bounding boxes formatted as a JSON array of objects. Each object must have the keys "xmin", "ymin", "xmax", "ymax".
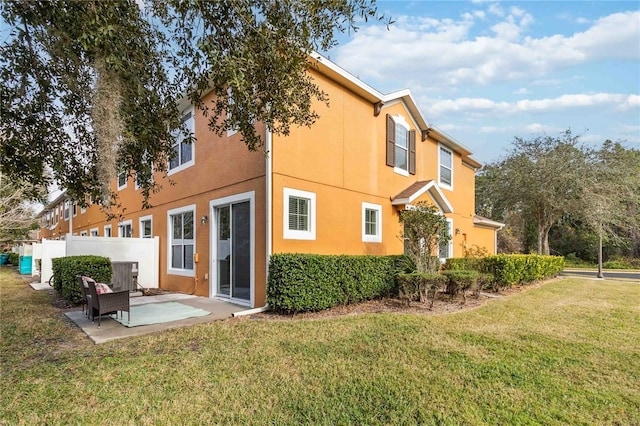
[
  {"xmin": 85, "ymin": 277, "xmax": 130, "ymax": 327},
  {"xmin": 76, "ymin": 275, "xmax": 90, "ymax": 317}
]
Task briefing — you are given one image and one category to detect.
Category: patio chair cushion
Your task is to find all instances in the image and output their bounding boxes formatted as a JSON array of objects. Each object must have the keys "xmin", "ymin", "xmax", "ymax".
[
  {"xmin": 95, "ymin": 282, "xmax": 113, "ymax": 294},
  {"xmin": 81, "ymin": 276, "xmax": 94, "ymax": 288},
  {"xmin": 82, "ymin": 276, "xmax": 112, "ymax": 294}
]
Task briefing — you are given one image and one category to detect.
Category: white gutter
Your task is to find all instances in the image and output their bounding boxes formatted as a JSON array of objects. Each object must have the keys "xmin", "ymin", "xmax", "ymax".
[{"xmin": 264, "ymin": 127, "xmax": 273, "ymax": 307}]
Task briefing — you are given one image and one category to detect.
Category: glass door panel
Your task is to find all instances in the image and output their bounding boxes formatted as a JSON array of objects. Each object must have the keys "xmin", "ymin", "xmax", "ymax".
[
  {"xmin": 231, "ymin": 201, "xmax": 251, "ymax": 301},
  {"xmin": 216, "ymin": 206, "xmax": 230, "ymax": 297}
]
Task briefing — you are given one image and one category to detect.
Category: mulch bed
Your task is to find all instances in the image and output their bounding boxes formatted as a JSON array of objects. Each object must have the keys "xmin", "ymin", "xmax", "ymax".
[{"xmin": 249, "ymin": 278, "xmax": 558, "ymax": 321}]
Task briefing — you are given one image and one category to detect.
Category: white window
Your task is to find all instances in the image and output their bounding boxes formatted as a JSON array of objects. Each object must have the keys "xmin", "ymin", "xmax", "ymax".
[
  {"xmin": 283, "ymin": 188, "xmax": 316, "ymax": 240},
  {"xmin": 117, "ymin": 169, "xmax": 127, "ymax": 190},
  {"xmin": 362, "ymin": 203, "xmax": 382, "ymax": 243},
  {"xmin": 90, "ymin": 228, "xmax": 99, "ymax": 237},
  {"xmin": 168, "ymin": 110, "xmax": 195, "ymax": 174},
  {"xmin": 72, "ymin": 202, "xmax": 77, "ymax": 217},
  {"xmin": 168, "ymin": 205, "xmax": 195, "ymax": 276},
  {"xmin": 64, "ymin": 200, "xmax": 69, "ymax": 220},
  {"xmin": 135, "ymin": 162, "xmax": 154, "ymax": 190},
  {"xmin": 104, "ymin": 225, "xmax": 112, "ymax": 238},
  {"xmin": 439, "ymin": 218, "xmax": 453, "ymax": 260},
  {"xmin": 439, "ymin": 145, "xmax": 453, "ymax": 190},
  {"xmin": 139, "ymin": 215, "xmax": 152, "ymax": 238},
  {"xmin": 80, "ymin": 202, "xmax": 86, "ymax": 214},
  {"xmin": 395, "ymin": 120, "xmax": 409, "ymax": 174},
  {"xmin": 118, "ymin": 220, "xmax": 132, "ymax": 238}
]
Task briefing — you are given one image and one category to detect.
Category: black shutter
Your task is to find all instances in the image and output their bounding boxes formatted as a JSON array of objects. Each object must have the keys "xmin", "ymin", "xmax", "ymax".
[
  {"xmin": 409, "ymin": 129, "xmax": 416, "ymax": 175},
  {"xmin": 386, "ymin": 114, "xmax": 395, "ymax": 167}
]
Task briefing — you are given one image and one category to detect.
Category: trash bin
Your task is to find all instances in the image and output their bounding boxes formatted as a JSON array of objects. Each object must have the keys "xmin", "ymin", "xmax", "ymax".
[
  {"xmin": 0, "ymin": 253, "xmax": 8, "ymax": 266},
  {"xmin": 19, "ymin": 256, "xmax": 32, "ymax": 275}
]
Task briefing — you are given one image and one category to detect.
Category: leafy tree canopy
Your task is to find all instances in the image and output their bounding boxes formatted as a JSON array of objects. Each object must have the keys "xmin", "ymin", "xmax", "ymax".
[
  {"xmin": 0, "ymin": 0, "xmax": 387, "ymax": 209},
  {"xmin": 476, "ymin": 131, "xmax": 640, "ymax": 257}
]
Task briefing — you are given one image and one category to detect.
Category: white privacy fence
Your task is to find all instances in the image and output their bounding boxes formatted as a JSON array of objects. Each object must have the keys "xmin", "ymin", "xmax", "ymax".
[{"xmin": 34, "ymin": 236, "xmax": 159, "ymax": 288}]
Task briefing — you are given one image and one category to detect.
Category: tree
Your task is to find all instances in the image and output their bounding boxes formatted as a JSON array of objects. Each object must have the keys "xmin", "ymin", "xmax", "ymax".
[
  {"xmin": 398, "ymin": 201, "xmax": 451, "ymax": 273},
  {"xmin": 0, "ymin": 172, "xmax": 46, "ymax": 245},
  {"xmin": 476, "ymin": 130, "xmax": 587, "ymax": 255},
  {"xmin": 579, "ymin": 141, "xmax": 640, "ymax": 274},
  {"xmin": 1, "ymin": 0, "xmax": 387, "ymax": 208}
]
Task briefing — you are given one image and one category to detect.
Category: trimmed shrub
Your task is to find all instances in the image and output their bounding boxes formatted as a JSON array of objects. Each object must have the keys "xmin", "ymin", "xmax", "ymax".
[
  {"xmin": 397, "ymin": 273, "xmax": 447, "ymax": 308},
  {"xmin": 481, "ymin": 254, "xmax": 564, "ymax": 288},
  {"xmin": 7, "ymin": 252, "xmax": 19, "ymax": 265},
  {"xmin": 442, "ymin": 269, "xmax": 480, "ymax": 303},
  {"xmin": 444, "ymin": 255, "xmax": 564, "ymax": 289},
  {"xmin": 52, "ymin": 256, "xmax": 112, "ymax": 304},
  {"xmin": 267, "ymin": 254, "xmax": 401, "ymax": 313}
]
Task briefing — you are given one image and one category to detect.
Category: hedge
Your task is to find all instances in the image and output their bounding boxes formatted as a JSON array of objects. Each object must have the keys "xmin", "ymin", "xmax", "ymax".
[
  {"xmin": 267, "ymin": 254, "xmax": 410, "ymax": 313},
  {"xmin": 52, "ymin": 256, "xmax": 113, "ymax": 304},
  {"xmin": 444, "ymin": 254, "xmax": 565, "ymax": 288}
]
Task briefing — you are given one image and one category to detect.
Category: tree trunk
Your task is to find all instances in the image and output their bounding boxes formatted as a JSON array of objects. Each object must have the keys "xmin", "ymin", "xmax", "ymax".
[{"xmin": 537, "ymin": 222, "xmax": 552, "ymax": 255}]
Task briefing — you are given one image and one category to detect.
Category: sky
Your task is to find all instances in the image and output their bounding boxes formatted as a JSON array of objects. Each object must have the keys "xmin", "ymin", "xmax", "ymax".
[{"xmin": 324, "ymin": 0, "xmax": 640, "ymax": 164}]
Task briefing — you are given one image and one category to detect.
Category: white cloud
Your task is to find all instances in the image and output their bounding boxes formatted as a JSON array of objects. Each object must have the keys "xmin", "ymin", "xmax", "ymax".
[
  {"xmin": 524, "ymin": 123, "xmax": 561, "ymax": 133},
  {"xmin": 334, "ymin": 9, "xmax": 640, "ymax": 88},
  {"xmin": 424, "ymin": 93, "xmax": 639, "ymax": 116},
  {"xmin": 488, "ymin": 3, "xmax": 505, "ymax": 17},
  {"xmin": 576, "ymin": 17, "xmax": 590, "ymax": 24},
  {"xmin": 513, "ymin": 87, "xmax": 530, "ymax": 95}
]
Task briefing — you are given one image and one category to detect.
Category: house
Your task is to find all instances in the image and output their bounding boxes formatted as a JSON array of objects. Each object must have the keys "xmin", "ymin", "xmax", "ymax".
[{"xmin": 38, "ymin": 53, "xmax": 503, "ymax": 309}]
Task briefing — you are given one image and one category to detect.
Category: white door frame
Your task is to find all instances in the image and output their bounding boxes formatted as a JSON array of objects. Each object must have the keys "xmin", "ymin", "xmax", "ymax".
[{"xmin": 209, "ymin": 191, "xmax": 255, "ymax": 307}]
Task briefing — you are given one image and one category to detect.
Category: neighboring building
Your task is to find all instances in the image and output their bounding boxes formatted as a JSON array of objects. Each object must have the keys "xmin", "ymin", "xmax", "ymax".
[{"xmin": 38, "ymin": 53, "xmax": 503, "ymax": 308}]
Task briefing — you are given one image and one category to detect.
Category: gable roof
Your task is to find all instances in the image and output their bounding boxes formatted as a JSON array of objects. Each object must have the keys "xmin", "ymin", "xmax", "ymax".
[
  {"xmin": 391, "ymin": 180, "xmax": 454, "ymax": 214},
  {"xmin": 308, "ymin": 53, "xmax": 482, "ymax": 169}
]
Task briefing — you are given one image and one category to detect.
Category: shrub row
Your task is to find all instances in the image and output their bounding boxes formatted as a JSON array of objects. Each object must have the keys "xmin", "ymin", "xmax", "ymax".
[
  {"xmin": 444, "ymin": 254, "xmax": 564, "ymax": 288},
  {"xmin": 397, "ymin": 273, "xmax": 447, "ymax": 308},
  {"xmin": 52, "ymin": 255, "xmax": 112, "ymax": 304},
  {"xmin": 267, "ymin": 254, "xmax": 410, "ymax": 313}
]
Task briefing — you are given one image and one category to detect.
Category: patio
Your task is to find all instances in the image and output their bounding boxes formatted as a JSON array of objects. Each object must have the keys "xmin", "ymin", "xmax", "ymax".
[
  {"xmin": 29, "ymin": 280, "xmax": 248, "ymax": 344},
  {"xmin": 64, "ymin": 292, "xmax": 247, "ymax": 344}
]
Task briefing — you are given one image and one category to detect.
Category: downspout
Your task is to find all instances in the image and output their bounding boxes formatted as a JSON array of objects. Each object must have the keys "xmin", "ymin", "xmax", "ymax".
[
  {"xmin": 265, "ymin": 127, "xmax": 273, "ymax": 276},
  {"xmin": 235, "ymin": 127, "xmax": 272, "ymax": 316}
]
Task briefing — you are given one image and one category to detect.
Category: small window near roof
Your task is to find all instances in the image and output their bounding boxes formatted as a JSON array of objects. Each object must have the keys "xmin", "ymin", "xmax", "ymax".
[
  {"xmin": 386, "ymin": 114, "xmax": 416, "ymax": 176},
  {"xmin": 117, "ymin": 169, "xmax": 127, "ymax": 190},
  {"xmin": 439, "ymin": 145, "xmax": 453, "ymax": 189},
  {"xmin": 169, "ymin": 110, "xmax": 195, "ymax": 174}
]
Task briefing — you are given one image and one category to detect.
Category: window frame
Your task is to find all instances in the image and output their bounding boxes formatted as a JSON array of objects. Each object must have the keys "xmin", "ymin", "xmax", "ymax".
[
  {"xmin": 64, "ymin": 200, "xmax": 69, "ymax": 220},
  {"xmin": 393, "ymin": 115, "xmax": 410, "ymax": 176},
  {"xmin": 439, "ymin": 144, "xmax": 454, "ymax": 190},
  {"xmin": 168, "ymin": 109, "xmax": 195, "ymax": 175},
  {"xmin": 167, "ymin": 204, "xmax": 196, "ymax": 277},
  {"xmin": 104, "ymin": 224, "xmax": 112, "ymax": 238},
  {"xmin": 117, "ymin": 169, "xmax": 127, "ymax": 190},
  {"xmin": 139, "ymin": 215, "xmax": 153, "ymax": 238},
  {"xmin": 283, "ymin": 188, "xmax": 316, "ymax": 240},
  {"xmin": 90, "ymin": 228, "xmax": 99, "ymax": 237},
  {"xmin": 362, "ymin": 202, "xmax": 382, "ymax": 243},
  {"xmin": 118, "ymin": 220, "xmax": 133, "ymax": 238}
]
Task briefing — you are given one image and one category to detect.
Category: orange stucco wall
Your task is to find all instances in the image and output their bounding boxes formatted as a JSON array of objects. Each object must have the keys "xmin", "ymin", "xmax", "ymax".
[
  {"xmin": 40, "ymin": 92, "xmax": 268, "ymax": 307},
  {"xmin": 271, "ymin": 68, "xmax": 495, "ymax": 257},
  {"xmin": 39, "ymin": 61, "xmax": 498, "ymax": 308}
]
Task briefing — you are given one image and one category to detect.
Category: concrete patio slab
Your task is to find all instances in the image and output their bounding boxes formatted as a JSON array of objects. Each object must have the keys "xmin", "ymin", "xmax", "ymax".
[{"xmin": 65, "ymin": 294, "xmax": 247, "ymax": 344}]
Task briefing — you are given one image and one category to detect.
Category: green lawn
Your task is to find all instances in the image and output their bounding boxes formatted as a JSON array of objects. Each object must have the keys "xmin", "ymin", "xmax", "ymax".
[{"xmin": 1, "ymin": 268, "xmax": 639, "ymax": 425}]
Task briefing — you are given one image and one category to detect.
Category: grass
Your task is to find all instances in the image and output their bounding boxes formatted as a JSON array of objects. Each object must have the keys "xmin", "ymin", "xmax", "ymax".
[{"xmin": 1, "ymin": 268, "xmax": 639, "ymax": 425}]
